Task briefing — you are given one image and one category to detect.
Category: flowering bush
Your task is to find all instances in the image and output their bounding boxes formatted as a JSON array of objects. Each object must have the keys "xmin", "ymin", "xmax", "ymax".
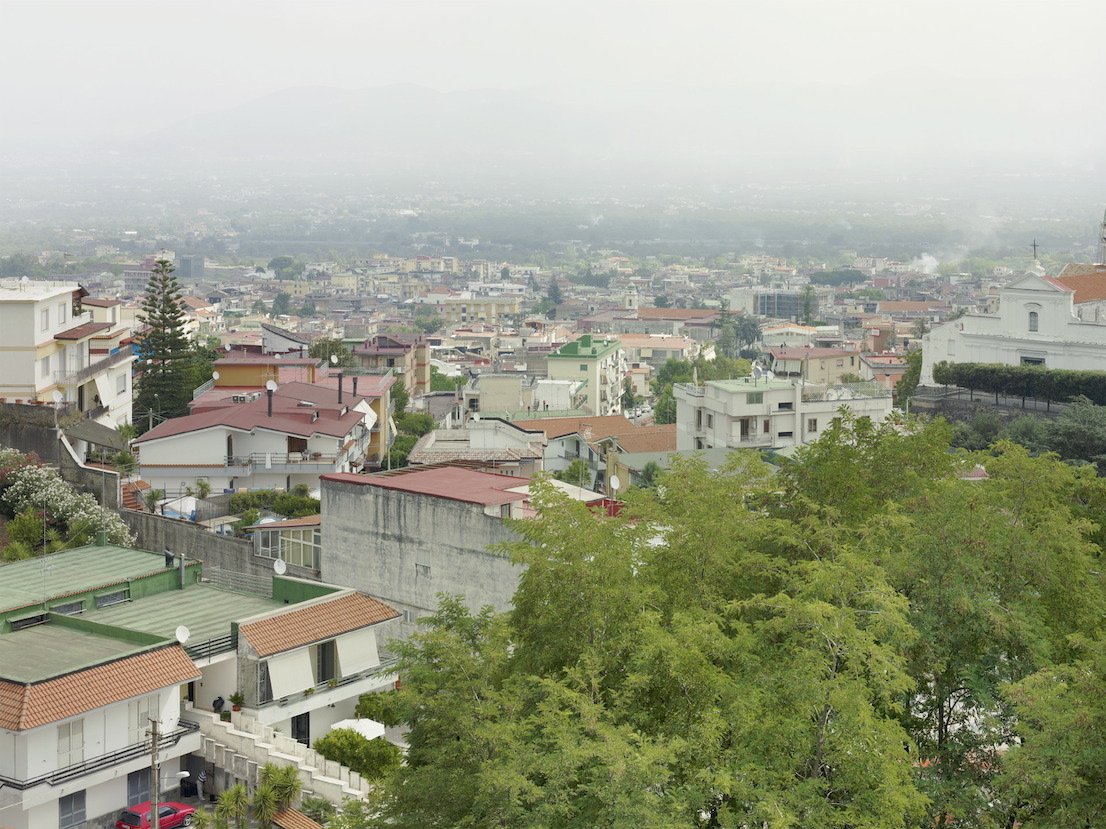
[{"xmin": 0, "ymin": 445, "xmax": 134, "ymax": 548}]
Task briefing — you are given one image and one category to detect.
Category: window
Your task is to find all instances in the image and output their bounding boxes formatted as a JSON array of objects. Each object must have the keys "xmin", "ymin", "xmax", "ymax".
[
  {"xmin": 779, "ymin": 431, "xmax": 794, "ymax": 438},
  {"xmin": 315, "ymin": 639, "xmax": 337, "ymax": 683},
  {"xmin": 59, "ymin": 791, "xmax": 85, "ymax": 829},
  {"xmin": 117, "ymin": 373, "xmax": 127, "ymax": 393},
  {"xmin": 763, "ymin": 419, "xmax": 770, "ymax": 433},
  {"xmin": 58, "ymin": 302, "xmax": 67, "ymax": 324},
  {"xmin": 41, "ymin": 308, "xmax": 49, "ymax": 331},
  {"xmin": 746, "ymin": 392, "xmax": 763, "ymax": 404},
  {"xmin": 836, "ymin": 360, "xmax": 843, "ymax": 367},
  {"xmin": 58, "ymin": 719, "xmax": 84, "ymax": 768},
  {"xmin": 127, "ymin": 769, "xmax": 151, "ymax": 806},
  {"xmin": 1029, "ymin": 311, "xmax": 1039, "ymax": 332},
  {"xmin": 808, "ymin": 418, "xmax": 818, "ymax": 432},
  {"xmin": 96, "ymin": 589, "xmax": 128, "ymax": 607},
  {"xmin": 579, "ymin": 364, "xmax": 588, "ymax": 371},
  {"xmin": 778, "ymin": 402, "xmax": 794, "ymax": 411},
  {"xmin": 1021, "ymin": 356, "xmax": 1045, "ymax": 366},
  {"xmin": 39, "ymin": 355, "xmax": 50, "ymax": 378},
  {"xmin": 52, "ymin": 600, "xmax": 83, "ymax": 616},
  {"xmin": 129, "ymin": 694, "xmax": 157, "ymax": 745},
  {"xmin": 415, "ymin": 563, "xmax": 432, "ymax": 577}
]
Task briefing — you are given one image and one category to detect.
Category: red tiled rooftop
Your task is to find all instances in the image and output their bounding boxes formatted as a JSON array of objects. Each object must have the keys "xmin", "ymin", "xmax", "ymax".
[
  {"xmin": 239, "ymin": 592, "xmax": 399, "ymax": 657},
  {"xmin": 323, "ymin": 466, "xmax": 530, "ymax": 506},
  {"xmin": 0, "ymin": 646, "xmax": 198, "ymax": 731},
  {"xmin": 55, "ymin": 321, "xmax": 112, "ymax": 340}
]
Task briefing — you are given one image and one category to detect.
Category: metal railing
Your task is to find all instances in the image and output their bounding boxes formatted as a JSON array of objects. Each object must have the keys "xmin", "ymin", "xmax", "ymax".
[
  {"xmin": 224, "ymin": 452, "xmax": 338, "ymax": 468},
  {"xmin": 257, "ymin": 657, "xmax": 400, "ymax": 708},
  {"xmin": 184, "ymin": 632, "xmax": 238, "ymax": 661},
  {"xmin": 675, "ymin": 383, "xmax": 706, "ymax": 397},
  {"xmin": 53, "ymin": 344, "xmax": 133, "ymax": 385},
  {"xmin": 0, "ymin": 719, "xmax": 198, "ymax": 790}
]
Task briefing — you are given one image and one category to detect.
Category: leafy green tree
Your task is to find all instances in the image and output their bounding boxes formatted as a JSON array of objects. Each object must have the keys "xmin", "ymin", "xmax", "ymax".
[
  {"xmin": 395, "ymin": 412, "xmax": 435, "ymax": 437},
  {"xmin": 135, "ymin": 259, "xmax": 197, "ymax": 424},
  {"xmin": 1001, "ymin": 637, "xmax": 1106, "ymax": 827},
  {"xmin": 897, "ymin": 349, "xmax": 922, "ymax": 403},
  {"xmin": 801, "ymin": 284, "xmax": 817, "ymax": 325},
  {"xmin": 500, "ymin": 265, "xmax": 511, "ymax": 279},
  {"xmin": 270, "ymin": 292, "xmax": 292, "ymax": 317},
  {"xmin": 313, "ymin": 729, "xmax": 403, "ymax": 781},
  {"xmin": 551, "ymin": 459, "xmax": 591, "ymax": 488},
  {"xmin": 296, "ymin": 298, "xmax": 316, "ymax": 317},
  {"xmin": 653, "ymin": 389, "xmax": 676, "ymax": 424},
  {"xmin": 367, "ymin": 472, "xmax": 928, "ymax": 827},
  {"xmin": 620, "ymin": 378, "xmax": 641, "ymax": 411},
  {"xmin": 429, "ymin": 366, "xmax": 463, "ymax": 392},
  {"xmin": 309, "ymin": 337, "xmax": 355, "ymax": 368},
  {"xmin": 546, "ymin": 277, "xmax": 562, "ymax": 305},
  {"xmin": 653, "ymin": 294, "xmax": 670, "ymax": 308},
  {"xmin": 390, "ymin": 380, "xmax": 410, "ymax": 414}
]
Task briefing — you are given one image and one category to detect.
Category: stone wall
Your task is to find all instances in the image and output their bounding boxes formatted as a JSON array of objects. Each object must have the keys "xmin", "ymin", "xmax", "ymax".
[
  {"xmin": 118, "ymin": 509, "xmax": 265, "ymax": 576},
  {"xmin": 911, "ymin": 387, "xmax": 1067, "ymax": 426},
  {"xmin": 0, "ymin": 402, "xmax": 61, "ymax": 464},
  {"xmin": 322, "ymin": 478, "xmax": 523, "ymax": 643}
]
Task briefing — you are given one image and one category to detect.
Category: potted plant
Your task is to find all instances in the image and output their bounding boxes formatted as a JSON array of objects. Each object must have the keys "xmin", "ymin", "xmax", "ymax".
[
  {"xmin": 304, "ymin": 687, "xmax": 316, "ymax": 697},
  {"xmin": 229, "ymin": 692, "xmax": 245, "ymax": 711},
  {"xmin": 327, "ymin": 678, "xmax": 339, "ymax": 688},
  {"xmin": 220, "ymin": 710, "xmax": 232, "ymax": 722}
]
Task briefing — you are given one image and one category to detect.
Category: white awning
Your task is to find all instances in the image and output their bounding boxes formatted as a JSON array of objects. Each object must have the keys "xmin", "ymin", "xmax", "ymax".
[
  {"xmin": 266, "ymin": 649, "xmax": 313, "ymax": 699},
  {"xmin": 93, "ymin": 372, "xmax": 112, "ymax": 405},
  {"xmin": 330, "ymin": 718, "xmax": 385, "ymax": 741},
  {"xmin": 336, "ymin": 627, "xmax": 379, "ymax": 677}
]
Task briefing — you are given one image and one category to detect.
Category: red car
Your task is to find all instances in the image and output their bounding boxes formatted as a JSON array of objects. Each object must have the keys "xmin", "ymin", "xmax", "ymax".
[{"xmin": 116, "ymin": 801, "xmax": 196, "ymax": 828}]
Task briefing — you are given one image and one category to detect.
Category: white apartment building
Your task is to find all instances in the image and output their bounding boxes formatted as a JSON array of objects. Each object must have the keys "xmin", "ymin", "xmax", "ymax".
[
  {"xmin": 674, "ymin": 377, "xmax": 894, "ymax": 451},
  {"xmin": 0, "ymin": 280, "xmax": 134, "ymax": 426}
]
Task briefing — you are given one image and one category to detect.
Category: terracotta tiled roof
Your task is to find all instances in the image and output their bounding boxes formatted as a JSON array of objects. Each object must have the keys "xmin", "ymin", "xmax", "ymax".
[
  {"xmin": 323, "ymin": 466, "xmax": 531, "ymax": 507},
  {"xmin": 239, "ymin": 592, "xmax": 400, "ymax": 657},
  {"xmin": 54, "ymin": 321, "xmax": 112, "ymax": 340},
  {"xmin": 1056, "ymin": 269, "xmax": 1106, "ymax": 304},
  {"xmin": 507, "ymin": 415, "xmax": 635, "ymax": 440},
  {"xmin": 0, "ymin": 646, "xmax": 198, "ymax": 731},
  {"xmin": 609, "ymin": 424, "xmax": 677, "ymax": 454},
  {"xmin": 634, "ymin": 308, "xmax": 718, "ymax": 320},
  {"xmin": 273, "ymin": 808, "xmax": 324, "ymax": 829}
]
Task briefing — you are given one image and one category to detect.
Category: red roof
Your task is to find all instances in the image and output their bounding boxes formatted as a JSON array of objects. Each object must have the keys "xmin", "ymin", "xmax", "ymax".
[
  {"xmin": 136, "ymin": 382, "xmax": 371, "ymax": 444},
  {"xmin": 55, "ymin": 321, "xmax": 112, "ymax": 340},
  {"xmin": 322, "ymin": 466, "xmax": 530, "ymax": 506}
]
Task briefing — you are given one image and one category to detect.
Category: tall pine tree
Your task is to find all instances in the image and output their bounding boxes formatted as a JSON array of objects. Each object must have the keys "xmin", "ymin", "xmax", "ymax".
[{"xmin": 135, "ymin": 259, "xmax": 196, "ymax": 427}]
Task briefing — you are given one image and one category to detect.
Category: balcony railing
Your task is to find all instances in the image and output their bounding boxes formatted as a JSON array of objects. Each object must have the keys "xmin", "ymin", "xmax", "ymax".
[
  {"xmin": 675, "ymin": 383, "xmax": 705, "ymax": 397},
  {"xmin": 224, "ymin": 452, "xmax": 338, "ymax": 469},
  {"xmin": 0, "ymin": 719, "xmax": 198, "ymax": 790},
  {"xmin": 54, "ymin": 344, "xmax": 133, "ymax": 385},
  {"xmin": 184, "ymin": 631, "xmax": 238, "ymax": 661}
]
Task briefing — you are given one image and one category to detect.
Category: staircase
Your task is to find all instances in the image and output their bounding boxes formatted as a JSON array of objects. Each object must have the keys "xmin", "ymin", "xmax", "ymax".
[{"xmin": 186, "ymin": 704, "xmax": 371, "ymax": 805}]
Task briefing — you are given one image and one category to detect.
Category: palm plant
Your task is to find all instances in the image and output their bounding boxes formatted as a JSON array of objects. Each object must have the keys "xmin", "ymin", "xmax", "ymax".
[
  {"xmin": 195, "ymin": 478, "xmax": 213, "ymax": 500},
  {"xmin": 142, "ymin": 488, "xmax": 164, "ymax": 513},
  {"xmin": 250, "ymin": 783, "xmax": 279, "ymax": 826},
  {"xmin": 260, "ymin": 763, "xmax": 302, "ymax": 812},
  {"xmin": 215, "ymin": 783, "xmax": 250, "ymax": 829},
  {"xmin": 299, "ymin": 796, "xmax": 336, "ymax": 824}
]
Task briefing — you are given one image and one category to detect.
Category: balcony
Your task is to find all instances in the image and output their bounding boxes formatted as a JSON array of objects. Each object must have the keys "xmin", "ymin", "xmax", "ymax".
[
  {"xmin": 54, "ymin": 344, "xmax": 133, "ymax": 385},
  {"xmin": 0, "ymin": 719, "xmax": 198, "ymax": 791},
  {"xmin": 225, "ymin": 452, "xmax": 338, "ymax": 472}
]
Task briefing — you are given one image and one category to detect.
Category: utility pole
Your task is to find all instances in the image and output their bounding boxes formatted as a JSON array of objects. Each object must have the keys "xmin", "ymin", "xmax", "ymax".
[{"xmin": 149, "ymin": 717, "xmax": 161, "ymax": 829}]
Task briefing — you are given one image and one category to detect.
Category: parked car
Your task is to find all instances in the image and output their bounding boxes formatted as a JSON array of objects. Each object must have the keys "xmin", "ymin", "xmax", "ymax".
[{"xmin": 116, "ymin": 801, "xmax": 196, "ymax": 828}]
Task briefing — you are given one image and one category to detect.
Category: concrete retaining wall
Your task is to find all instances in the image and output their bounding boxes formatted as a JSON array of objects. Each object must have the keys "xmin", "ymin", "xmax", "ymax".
[{"xmin": 118, "ymin": 509, "xmax": 263, "ymax": 574}]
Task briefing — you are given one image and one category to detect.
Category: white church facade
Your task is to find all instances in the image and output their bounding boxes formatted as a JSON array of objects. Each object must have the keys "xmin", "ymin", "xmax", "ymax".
[{"xmin": 920, "ymin": 267, "xmax": 1106, "ymax": 386}]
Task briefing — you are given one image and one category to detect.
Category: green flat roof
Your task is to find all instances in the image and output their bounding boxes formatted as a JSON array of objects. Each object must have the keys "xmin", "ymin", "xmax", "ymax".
[
  {"xmin": 549, "ymin": 334, "xmax": 621, "ymax": 360},
  {"xmin": 0, "ymin": 545, "xmax": 171, "ymax": 614},
  {"xmin": 0, "ymin": 624, "xmax": 149, "ymax": 683},
  {"xmin": 92, "ymin": 583, "xmax": 282, "ymax": 645}
]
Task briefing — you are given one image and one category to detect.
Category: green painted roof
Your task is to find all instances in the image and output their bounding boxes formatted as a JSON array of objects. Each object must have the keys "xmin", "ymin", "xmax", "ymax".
[
  {"xmin": 0, "ymin": 624, "xmax": 147, "ymax": 683},
  {"xmin": 548, "ymin": 335, "xmax": 621, "ymax": 360},
  {"xmin": 0, "ymin": 545, "xmax": 170, "ymax": 614},
  {"xmin": 93, "ymin": 583, "xmax": 282, "ymax": 645}
]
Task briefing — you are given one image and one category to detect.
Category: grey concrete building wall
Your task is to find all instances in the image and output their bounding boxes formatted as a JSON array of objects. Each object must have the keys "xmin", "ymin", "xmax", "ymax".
[{"xmin": 321, "ymin": 479, "xmax": 523, "ymax": 643}]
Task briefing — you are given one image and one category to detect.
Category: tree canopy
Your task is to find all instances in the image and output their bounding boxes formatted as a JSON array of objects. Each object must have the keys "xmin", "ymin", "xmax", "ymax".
[{"xmin": 361, "ymin": 412, "xmax": 1106, "ymax": 828}]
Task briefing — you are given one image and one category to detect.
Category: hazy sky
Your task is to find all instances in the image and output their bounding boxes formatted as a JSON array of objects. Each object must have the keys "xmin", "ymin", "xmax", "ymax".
[{"xmin": 2, "ymin": 0, "xmax": 1103, "ymax": 144}]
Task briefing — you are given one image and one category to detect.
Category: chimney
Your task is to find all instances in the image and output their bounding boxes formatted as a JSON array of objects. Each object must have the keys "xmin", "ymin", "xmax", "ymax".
[
  {"xmin": 267, "ymin": 388, "xmax": 273, "ymax": 417},
  {"xmin": 352, "ymin": 376, "xmax": 358, "ymax": 397},
  {"xmin": 163, "ymin": 547, "xmax": 174, "ymax": 569},
  {"xmin": 338, "ymin": 373, "xmax": 343, "ymax": 404}
]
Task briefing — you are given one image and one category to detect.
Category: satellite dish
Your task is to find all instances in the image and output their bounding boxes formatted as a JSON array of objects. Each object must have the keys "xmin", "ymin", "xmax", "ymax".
[
  {"xmin": 211, "ymin": 371, "xmax": 220, "ymax": 380},
  {"xmin": 610, "ymin": 475, "xmax": 622, "ymax": 493},
  {"xmin": 330, "ymin": 354, "xmax": 339, "ymax": 364},
  {"xmin": 51, "ymin": 390, "xmax": 63, "ymax": 403},
  {"xmin": 225, "ymin": 344, "xmax": 232, "ymax": 352},
  {"xmin": 266, "ymin": 380, "xmax": 278, "ymax": 391},
  {"xmin": 174, "ymin": 625, "xmax": 191, "ymax": 644},
  {"xmin": 273, "ymin": 559, "xmax": 287, "ymax": 575},
  {"xmin": 752, "ymin": 366, "xmax": 762, "ymax": 380},
  {"xmin": 472, "ymin": 413, "xmax": 480, "ymax": 422}
]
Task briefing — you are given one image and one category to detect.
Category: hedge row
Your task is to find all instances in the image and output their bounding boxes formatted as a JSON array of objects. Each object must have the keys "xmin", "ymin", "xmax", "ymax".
[{"xmin": 932, "ymin": 361, "xmax": 1106, "ymax": 405}]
